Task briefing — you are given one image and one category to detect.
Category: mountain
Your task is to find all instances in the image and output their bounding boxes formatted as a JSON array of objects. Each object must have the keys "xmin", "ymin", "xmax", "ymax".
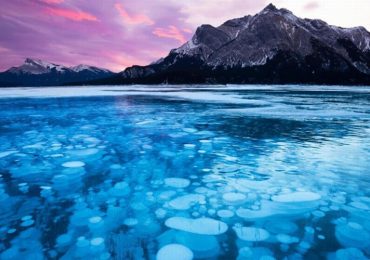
[
  {"xmin": 0, "ymin": 58, "xmax": 114, "ymax": 87},
  {"xmin": 105, "ymin": 3, "xmax": 370, "ymax": 85}
]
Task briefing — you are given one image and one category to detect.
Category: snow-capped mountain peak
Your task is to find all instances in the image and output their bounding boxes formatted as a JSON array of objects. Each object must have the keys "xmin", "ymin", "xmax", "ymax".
[
  {"xmin": 70, "ymin": 64, "xmax": 111, "ymax": 74},
  {"xmin": 1, "ymin": 59, "xmax": 114, "ymax": 86},
  {"xmin": 8, "ymin": 58, "xmax": 69, "ymax": 75}
]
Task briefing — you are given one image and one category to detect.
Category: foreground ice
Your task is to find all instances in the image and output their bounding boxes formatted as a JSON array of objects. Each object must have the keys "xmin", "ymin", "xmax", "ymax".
[{"xmin": 0, "ymin": 85, "xmax": 369, "ymax": 259}]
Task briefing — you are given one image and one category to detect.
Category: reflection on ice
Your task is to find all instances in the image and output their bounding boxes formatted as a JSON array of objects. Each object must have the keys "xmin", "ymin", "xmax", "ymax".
[{"xmin": 0, "ymin": 86, "xmax": 369, "ymax": 259}]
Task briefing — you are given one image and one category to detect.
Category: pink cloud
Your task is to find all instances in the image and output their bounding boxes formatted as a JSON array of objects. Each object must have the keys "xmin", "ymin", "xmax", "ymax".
[
  {"xmin": 44, "ymin": 7, "xmax": 98, "ymax": 22},
  {"xmin": 41, "ymin": 0, "xmax": 64, "ymax": 4},
  {"xmin": 303, "ymin": 1, "xmax": 319, "ymax": 11},
  {"xmin": 153, "ymin": 25, "xmax": 187, "ymax": 43},
  {"xmin": 182, "ymin": 28, "xmax": 193, "ymax": 34},
  {"xmin": 115, "ymin": 3, "xmax": 154, "ymax": 26}
]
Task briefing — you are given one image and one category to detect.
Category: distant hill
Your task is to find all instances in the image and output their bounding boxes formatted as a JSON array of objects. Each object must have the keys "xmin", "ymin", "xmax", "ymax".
[{"xmin": 0, "ymin": 58, "xmax": 114, "ymax": 87}]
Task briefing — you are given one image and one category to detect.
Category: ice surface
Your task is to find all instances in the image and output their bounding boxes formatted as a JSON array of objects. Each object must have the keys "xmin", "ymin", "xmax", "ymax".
[{"xmin": 0, "ymin": 86, "xmax": 370, "ymax": 259}]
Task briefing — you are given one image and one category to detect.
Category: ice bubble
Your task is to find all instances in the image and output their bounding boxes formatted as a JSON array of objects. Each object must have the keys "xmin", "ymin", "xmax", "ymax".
[
  {"xmin": 75, "ymin": 237, "xmax": 90, "ymax": 257},
  {"xmin": 40, "ymin": 185, "xmax": 52, "ymax": 196},
  {"xmin": 0, "ymin": 150, "xmax": 17, "ymax": 158},
  {"xmin": 123, "ymin": 218, "xmax": 138, "ymax": 226},
  {"xmin": 276, "ymin": 234, "xmax": 299, "ymax": 244},
  {"xmin": 217, "ymin": 210, "xmax": 234, "ymax": 218},
  {"xmin": 84, "ymin": 137, "xmax": 101, "ymax": 144},
  {"xmin": 272, "ymin": 192, "xmax": 321, "ymax": 203},
  {"xmin": 110, "ymin": 182, "xmax": 130, "ymax": 197},
  {"xmin": 91, "ymin": 237, "xmax": 104, "ymax": 246},
  {"xmin": 330, "ymin": 205, "xmax": 340, "ymax": 211},
  {"xmin": 232, "ymin": 179, "xmax": 271, "ymax": 192},
  {"xmin": 20, "ymin": 219, "xmax": 34, "ymax": 227},
  {"xmin": 7, "ymin": 228, "xmax": 16, "ymax": 234},
  {"xmin": 312, "ymin": 210, "xmax": 325, "ymax": 218},
  {"xmin": 349, "ymin": 201, "xmax": 370, "ymax": 211},
  {"xmin": 50, "ymin": 154, "xmax": 63, "ymax": 158},
  {"xmin": 18, "ymin": 183, "xmax": 29, "ymax": 193},
  {"xmin": 164, "ymin": 178, "xmax": 190, "ymax": 189},
  {"xmin": 156, "ymin": 244, "xmax": 193, "ymax": 260},
  {"xmin": 335, "ymin": 248, "xmax": 366, "ymax": 260},
  {"xmin": 67, "ymin": 148, "xmax": 99, "ymax": 157},
  {"xmin": 21, "ymin": 215, "xmax": 32, "ymax": 221},
  {"xmin": 236, "ymin": 201, "xmax": 277, "ymax": 220},
  {"xmin": 175, "ymin": 231, "xmax": 219, "ymax": 258},
  {"xmin": 222, "ymin": 193, "xmax": 247, "ymax": 205},
  {"xmin": 260, "ymin": 192, "xmax": 322, "ymax": 216},
  {"xmin": 184, "ymin": 144, "xmax": 196, "ymax": 149},
  {"xmin": 155, "ymin": 208, "xmax": 167, "ymax": 219},
  {"xmin": 70, "ymin": 208, "xmax": 94, "ymax": 227},
  {"xmin": 165, "ymin": 217, "xmax": 228, "ymax": 235},
  {"xmin": 208, "ymin": 209, "xmax": 216, "ymax": 216},
  {"xmin": 237, "ymin": 247, "xmax": 274, "ymax": 260},
  {"xmin": 89, "ymin": 216, "xmax": 102, "ymax": 224},
  {"xmin": 159, "ymin": 190, "xmax": 177, "ymax": 200},
  {"xmin": 169, "ymin": 194, "xmax": 206, "ymax": 210},
  {"xmin": 56, "ymin": 233, "xmax": 72, "ymax": 247},
  {"xmin": 183, "ymin": 128, "xmax": 197, "ymax": 133},
  {"xmin": 130, "ymin": 201, "xmax": 147, "ymax": 211},
  {"xmin": 335, "ymin": 222, "xmax": 370, "ymax": 248},
  {"xmin": 88, "ymin": 216, "xmax": 104, "ymax": 232},
  {"xmin": 233, "ymin": 226, "xmax": 270, "ymax": 242},
  {"xmin": 265, "ymin": 219, "xmax": 298, "ymax": 234},
  {"xmin": 62, "ymin": 161, "xmax": 85, "ymax": 168},
  {"xmin": 90, "ymin": 237, "xmax": 105, "ymax": 253},
  {"xmin": 318, "ymin": 235, "xmax": 325, "ymax": 240}
]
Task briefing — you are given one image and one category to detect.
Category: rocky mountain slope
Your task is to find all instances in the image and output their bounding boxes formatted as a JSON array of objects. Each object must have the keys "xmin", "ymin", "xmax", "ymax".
[
  {"xmin": 0, "ymin": 58, "xmax": 114, "ymax": 87},
  {"xmin": 113, "ymin": 3, "xmax": 370, "ymax": 85}
]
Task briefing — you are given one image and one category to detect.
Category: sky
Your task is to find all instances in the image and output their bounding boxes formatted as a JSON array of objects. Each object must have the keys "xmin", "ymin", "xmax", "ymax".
[{"xmin": 1, "ymin": 0, "xmax": 370, "ymax": 72}]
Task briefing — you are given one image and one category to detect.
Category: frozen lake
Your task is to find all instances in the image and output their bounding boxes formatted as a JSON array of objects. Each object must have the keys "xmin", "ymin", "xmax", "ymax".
[{"xmin": 0, "ymin": 85, "xmax": 370, "ymax": 259}]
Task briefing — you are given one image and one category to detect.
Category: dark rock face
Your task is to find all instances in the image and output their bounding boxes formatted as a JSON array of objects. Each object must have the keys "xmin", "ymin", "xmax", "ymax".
[
  {"xmin": 116, "ymin": 3, "xmax": 370, "ymax": 85},
  {"xmin": 0, "ymin": 59, "xmax": 114, "ymax": 87}
]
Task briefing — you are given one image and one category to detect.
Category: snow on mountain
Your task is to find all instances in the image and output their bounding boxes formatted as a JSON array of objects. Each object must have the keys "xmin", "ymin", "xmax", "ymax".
[
  {"xmin": 0, "ymin": 59, "xmax": 114, "ymax": 86},
  {"xmin": 7, "ymin": 58, "xmax": 69, "ymax": 75},
  {"xmin": 70, "ymin": 64, "xmax": 111, "ymax": 74}
]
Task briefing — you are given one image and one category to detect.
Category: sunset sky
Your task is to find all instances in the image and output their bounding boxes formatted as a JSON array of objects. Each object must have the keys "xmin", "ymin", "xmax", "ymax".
[{"xmin": 1, "ymin": 0, "xmax": 370, "ymax": 72}]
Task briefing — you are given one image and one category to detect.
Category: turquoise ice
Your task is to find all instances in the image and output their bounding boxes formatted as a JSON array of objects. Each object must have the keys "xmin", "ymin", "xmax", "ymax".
[{"xmin": 0, "ymin": 85, "xmax": 369, "ymax": 259}]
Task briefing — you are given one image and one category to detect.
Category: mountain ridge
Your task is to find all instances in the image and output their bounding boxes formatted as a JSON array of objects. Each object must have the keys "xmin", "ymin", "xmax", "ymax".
[
  {"xmin": 0, "ymin": 58, "xmax": 114, "ymax": 87},
  {"xmin": 111, "ymin": 3, "xmax": 370, "ymax": 85}
]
